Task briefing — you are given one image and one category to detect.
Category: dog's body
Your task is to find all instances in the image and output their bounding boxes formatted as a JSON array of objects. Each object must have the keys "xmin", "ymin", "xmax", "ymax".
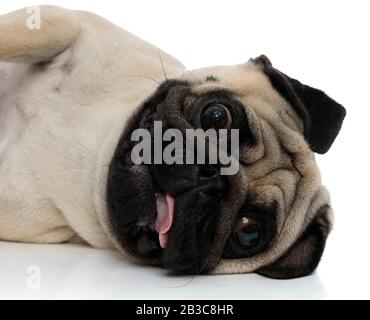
[
  {"xmin": 0, "ymin": 6, "xmax": 184, "ymax": 247},
  {"xmin": 0, "ymin": 6, "xmax": 345, "ymax": 278}
]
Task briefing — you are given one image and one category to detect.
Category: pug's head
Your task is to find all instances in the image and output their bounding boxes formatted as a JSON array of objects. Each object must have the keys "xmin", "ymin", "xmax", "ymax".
[{"xmin": 105, "ymin": 55, "xmax": 346, "ymax": 279}]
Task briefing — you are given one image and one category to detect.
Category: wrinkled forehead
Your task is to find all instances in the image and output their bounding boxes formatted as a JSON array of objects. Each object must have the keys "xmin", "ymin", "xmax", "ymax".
[
  {"xmin": 180, "ymin": 63, "xmax": 268, "ymax": 92},
  {"xmin": 179, "ymin": 63, "xmax": 303, "ymax": 133}
]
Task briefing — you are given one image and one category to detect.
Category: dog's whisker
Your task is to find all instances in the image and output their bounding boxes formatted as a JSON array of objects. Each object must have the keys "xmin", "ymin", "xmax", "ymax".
[
  {"xmin": 87, "ymin": 163, "xmax": 110, "ymax": 179},
  {"xmin": 123, "ymin": 74, "xmax": 161, "ymax": 85},
  {"xmin": 158, "ymin": 276, "xmax": 197, "ymax": 288},
  {"xmin": 158, "ymin": 49, "xmax": 168, "ymax": 81},
  {"xmin": 160, "ymin": 259, "xmax": 211, "ymax": 288}
]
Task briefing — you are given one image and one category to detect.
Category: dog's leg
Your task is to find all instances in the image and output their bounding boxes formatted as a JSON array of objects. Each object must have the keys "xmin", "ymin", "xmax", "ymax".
[{"xmin": 0, "ymin": 5, "xmax": 80, "ymax": 63}]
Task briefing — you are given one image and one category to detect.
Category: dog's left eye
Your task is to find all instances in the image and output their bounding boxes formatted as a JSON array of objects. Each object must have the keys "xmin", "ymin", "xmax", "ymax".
[
  {"xmin": 201, "ymin": 104, "xmax": 232, "ymax": 129},
  {"xmin": 234, "ymin": 217, "xmax": 261, "ymax": 247}
]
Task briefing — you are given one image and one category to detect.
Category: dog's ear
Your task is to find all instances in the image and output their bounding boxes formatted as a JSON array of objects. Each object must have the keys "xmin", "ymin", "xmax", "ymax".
[
  {"xmin": 0, "ymin": 6, "xmax": 80, "ymax": 63},
  {"xmin": 252, "ymin": 55, "xmax": 346, "ymax": 154},
  {"xmin": 257, "ymin": 206, "xmax": 332, "ymax": 279}
]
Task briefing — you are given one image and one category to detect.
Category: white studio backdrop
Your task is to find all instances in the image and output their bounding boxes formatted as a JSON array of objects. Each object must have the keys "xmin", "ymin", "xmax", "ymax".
[{"xmin": 0, "ymin": 0, "xmax": 369, "ymax": 299}]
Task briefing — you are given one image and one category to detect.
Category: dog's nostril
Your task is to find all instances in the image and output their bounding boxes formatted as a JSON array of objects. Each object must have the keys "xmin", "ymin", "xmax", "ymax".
[{"xmin": 199, "ymin": 165, "xmax": 219, "ymax": 179}]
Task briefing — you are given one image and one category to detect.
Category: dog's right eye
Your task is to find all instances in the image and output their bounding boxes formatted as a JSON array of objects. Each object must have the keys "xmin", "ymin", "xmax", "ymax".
[
  {"xmin": 234, "ymin": 217, "xmax": 261, "ymax": 247},
  {"xmin": 201, "ymin": 104, "xmax": 232, "ymax": 130}
]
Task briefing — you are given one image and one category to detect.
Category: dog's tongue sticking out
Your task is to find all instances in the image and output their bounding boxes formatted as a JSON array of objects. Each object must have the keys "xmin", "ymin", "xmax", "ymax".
[{"xmin": 155, "ymin": 194, "xmax": 175, "ymax": 248}]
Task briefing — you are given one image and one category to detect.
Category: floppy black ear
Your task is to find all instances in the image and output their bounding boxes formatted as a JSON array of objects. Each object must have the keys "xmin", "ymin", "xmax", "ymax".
[
  {"xmin": 252, "ymin": 55, "xmax": 346, "ymax": 154},
  {"xmin": 257, "ymin": 206, "xmax": 331, "ymax": 279}
]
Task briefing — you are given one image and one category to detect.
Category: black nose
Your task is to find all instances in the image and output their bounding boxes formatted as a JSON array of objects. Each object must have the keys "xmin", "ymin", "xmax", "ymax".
[
  {"xmin": 150, "ymin": 163, "xmax": 227, "ymax": 196},
  {"xmin": 199, "ymin": 164, "xmax": 219, "ymax": 179}
]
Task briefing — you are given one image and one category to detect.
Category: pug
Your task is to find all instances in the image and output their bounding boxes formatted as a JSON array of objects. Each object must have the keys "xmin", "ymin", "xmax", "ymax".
[{"xmin": 0, "ymin": 6, "xmax": 345, "ymax": 279}]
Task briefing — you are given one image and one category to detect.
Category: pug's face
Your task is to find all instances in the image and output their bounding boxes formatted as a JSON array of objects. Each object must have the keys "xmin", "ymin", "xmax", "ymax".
[{"xmin": 106, "ymin": 56, "xmax": 345, "ymax": 279}]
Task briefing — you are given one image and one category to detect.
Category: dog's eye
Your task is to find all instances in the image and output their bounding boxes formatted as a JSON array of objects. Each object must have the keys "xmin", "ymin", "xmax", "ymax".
[
  {"xmin": 234, "ymin": 217, "xmax": 261, "ymax": 247},
  {"xmin": 201, "ymin": 104, "xmax": 232, "ymax": 129}
]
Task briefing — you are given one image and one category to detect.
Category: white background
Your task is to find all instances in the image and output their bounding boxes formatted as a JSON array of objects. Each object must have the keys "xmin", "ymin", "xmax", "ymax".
[{"xmin": 0, "ymin": 0, "xmax": 369, "ymax": 299}]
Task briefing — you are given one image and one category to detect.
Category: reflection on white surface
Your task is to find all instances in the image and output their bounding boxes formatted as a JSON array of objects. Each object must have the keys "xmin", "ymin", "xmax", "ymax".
[{"xmin": 0, "ymin": 242, "xmax": 327, "ymax": 300}]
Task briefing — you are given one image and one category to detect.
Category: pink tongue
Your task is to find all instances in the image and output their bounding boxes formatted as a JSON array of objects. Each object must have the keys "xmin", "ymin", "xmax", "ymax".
[{"xmin": 155, "ymin": 194, "xmax": 175, "ymax": 248}]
